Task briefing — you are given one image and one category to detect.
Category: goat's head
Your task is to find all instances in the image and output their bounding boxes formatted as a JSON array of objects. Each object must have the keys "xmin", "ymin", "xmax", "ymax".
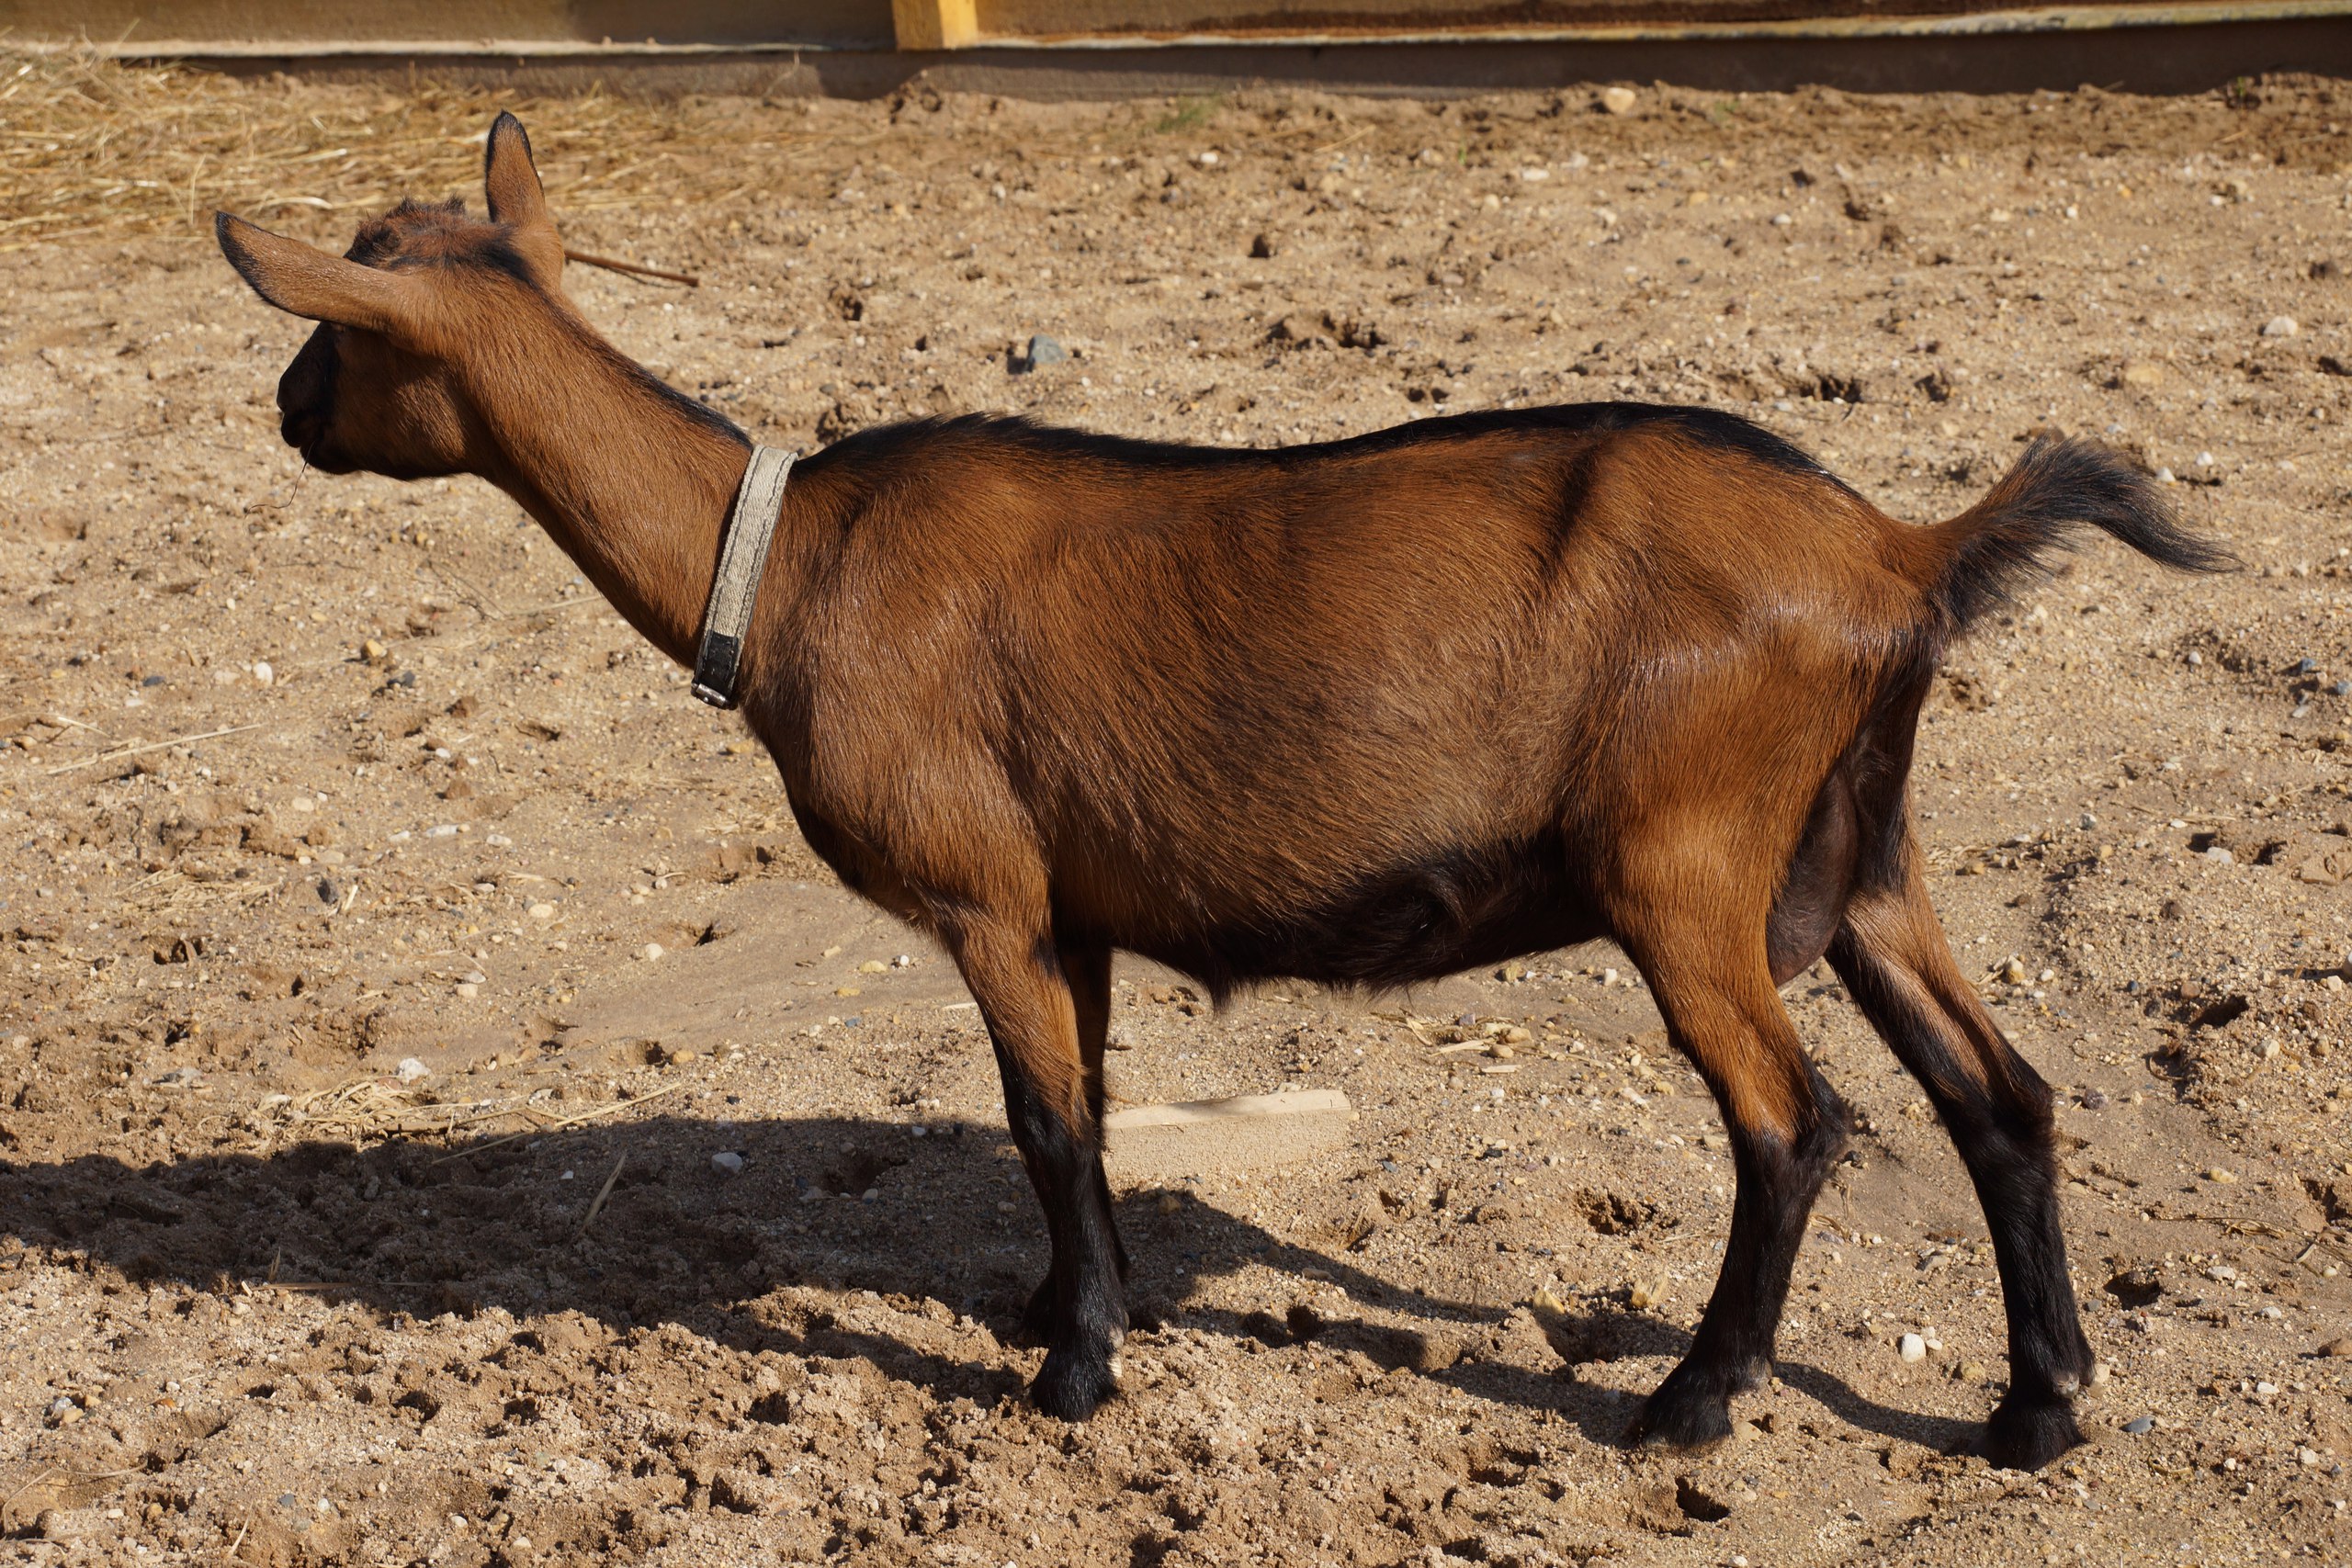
[{"xmin": 215, "ymin": 113, "xmax": 567, "ymax": 479}]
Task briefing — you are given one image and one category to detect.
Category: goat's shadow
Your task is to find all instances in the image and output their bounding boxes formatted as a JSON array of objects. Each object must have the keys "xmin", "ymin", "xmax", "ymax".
[{"xmin": 0, "ymin": 1110, "xmax": 1974, "ymax": 1454}]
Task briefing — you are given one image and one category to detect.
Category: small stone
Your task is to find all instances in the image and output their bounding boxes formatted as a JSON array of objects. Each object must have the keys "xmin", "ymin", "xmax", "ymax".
[
  {"xmin": 252, "ymin": 661, "xmax": 274, "ymax": 686},
  {"xmin": 2079, "ymin": 812, "xmax": 2098, "ymax": 830},
  {"xmin": 1023, "ymin": 334, "xmax": 1068, "ymax": 371},
  {"xmin": 2119, "ymin": 360, "xmax": 2165, "ymax": 389},
  {"xmin": 153, "ymin": 1066, "xmax": 204, "ymax": 1089},
  {"xmin": 1629, "ymin": 1275, "xmax": 1668, "ymax": 1310},
  {"xmin": 1958, "ymin": 1360, "xmax": 1989, "ymax": 1383},
  {"xmin": 1599, "ymin": 85, "xmax": 1638, "ymax": 116},
  {"xmin": 47, "ymin": 1396, "xmax": 81, "ymax": 1426},
  {"xmin": 642, "ymin": 942, "xmax": 664, "ymax": 962},
  {"xmin": 2124, "ymin": 1416, "xmax": 2154, "ymax": 1435},
  {"xmin": 2256, "ymin": 1380, "xmax": 2279, "ymax": 1396},
  {"xmin": 2321, "ymin": 1337, "xmax": 2352, "ymax": 1358},
  {"xmin": 710, "ymin": 1151, "xmax": 744, "ymax": 1176},
  {"xmin": 1249, "ymin": 231, "xmax": 1276, "ymax": 258},
  {"xmin": 1897, "ymin": 1333, "xmax": 1928, "ymax": 1363},
  {"xmin": 2206, "ymin": 1166, "xmax": 2239, "ymax": 1184},
  {"xmin": 2088, "ymin": 1359, "xmax": 2111, "ymax": 1388},
  {"xmin": 454, "ymin": 982, "xmax": 479, "ymax": 1000},
  {"xmin": 528, "ymin": 902, "xmax": 556, "ymax": 919},
  {"xmin": 361, "ymin": 639, "xmax": 388, "ymax": 663},
  {"xmin": 2261, "ymin": 315, "xmax": 2299, "ymax": 338},
  {"xmin": 666, "ymin": 1047, "xmax": 699, "ymax": 1066},
  {"xmin": 858, "ymin": 960, "xmax": 888, "ymax": 973},
  {"xmin": 394, "ymin": 1057, "xmax": 430, "ymax": 1084},
  {"xmin": 2001, "ymin": 957, "xmax": 2029, "ymax": 985},
  {"xmin": 2206, "ymin": 846, "xmax": 2234, "ymax": 864}
]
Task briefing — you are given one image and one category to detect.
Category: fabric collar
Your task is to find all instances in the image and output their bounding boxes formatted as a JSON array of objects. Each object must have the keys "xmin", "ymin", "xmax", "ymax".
[{"xmin": 691, "ymin": 445, "xmax": 795, "ymax": 709}]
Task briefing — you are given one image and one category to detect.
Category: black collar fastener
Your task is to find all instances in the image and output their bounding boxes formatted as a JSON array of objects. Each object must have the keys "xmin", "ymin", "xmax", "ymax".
[{"xmin": 691, "ymin": 446, "xmax": 795, "ymax": 709}]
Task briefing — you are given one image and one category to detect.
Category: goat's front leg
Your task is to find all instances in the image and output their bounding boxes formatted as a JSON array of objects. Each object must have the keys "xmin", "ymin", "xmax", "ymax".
[
  {"xmin": 954, "ymin": 920, "xmax": 1127, "ymax": 1419},
  {"xmin": 1016, "ymin": 940, "xmax": 1130, "ymax": 1348}
]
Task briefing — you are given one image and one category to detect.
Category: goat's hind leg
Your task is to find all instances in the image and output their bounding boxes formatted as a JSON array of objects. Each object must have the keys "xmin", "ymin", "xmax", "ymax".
[
  {"xmin": 1827, "ymin": 852, "xmax": 2094, "ymax": 1470},
  {"xmin": 1615, "ymin": 890, "xmax": 1849, "ymax": 1450}
]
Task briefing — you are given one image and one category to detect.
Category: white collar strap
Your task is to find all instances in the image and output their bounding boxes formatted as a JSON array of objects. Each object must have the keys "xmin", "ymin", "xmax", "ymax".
[{"xmin": 692, "ymin": 445, "xmax": 795, "ymax": 709}]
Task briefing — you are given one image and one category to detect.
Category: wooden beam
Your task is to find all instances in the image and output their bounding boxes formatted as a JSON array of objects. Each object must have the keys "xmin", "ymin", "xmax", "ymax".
[{"xmin": 891, "ymin": 0, "xmax": 979, "ymax": 50}]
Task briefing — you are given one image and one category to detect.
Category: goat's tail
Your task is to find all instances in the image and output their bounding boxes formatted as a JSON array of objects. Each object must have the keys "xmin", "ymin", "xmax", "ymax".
[{"xmin": 1919, "ymin": 434, "xmax": 2236, "ymax": 639}]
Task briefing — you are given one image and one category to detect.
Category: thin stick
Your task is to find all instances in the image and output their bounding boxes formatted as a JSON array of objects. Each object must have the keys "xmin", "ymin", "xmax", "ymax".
[
  {"xmin": 224, "ymin": 1509, "xmax": 252, "ymax": 1564},
  {"xmin": 564, "ymin": 248, "xmax": 699, "ymax": 288},
  {"xmin": 428, "ymin": 1078, "xmax": 687, "ymax": 1164},
  {"xmin": 1, "ymin": 1468, "xmax": 58, "ymax": 1531},
  {"xmin": 44, "ymin": 721, "xmax": 262, "ymax": 775},
  {"xmin": 579, "ymin": 1152, "xmax": 627, "ymax": 1235}
]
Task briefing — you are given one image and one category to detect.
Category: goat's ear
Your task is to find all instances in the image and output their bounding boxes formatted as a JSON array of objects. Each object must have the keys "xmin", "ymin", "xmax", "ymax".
[
  {"xmin": 215, "ymin": 212, "xmax": 430, "ymax": 343},
  {"xmin": 482, "ymin": 112, "xmax": 564, "ymax": 278}
]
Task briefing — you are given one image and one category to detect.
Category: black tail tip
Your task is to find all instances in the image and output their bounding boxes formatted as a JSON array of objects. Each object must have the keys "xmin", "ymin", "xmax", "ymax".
[{"xmin": 2021, "ymin": 433, "xmax": 2240, "ymax": 576}]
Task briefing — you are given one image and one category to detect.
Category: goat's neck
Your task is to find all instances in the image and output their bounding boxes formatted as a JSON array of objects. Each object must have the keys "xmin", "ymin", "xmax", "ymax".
[{"xmin": 466, "ymin": 319, "xmax": 752, "ymax": 669}]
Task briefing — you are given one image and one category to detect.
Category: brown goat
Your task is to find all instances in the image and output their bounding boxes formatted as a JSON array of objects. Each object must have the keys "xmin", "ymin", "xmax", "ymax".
[{"xmin": 215, "ymin": 114, "xmax": 2231, "ymax": 1469}]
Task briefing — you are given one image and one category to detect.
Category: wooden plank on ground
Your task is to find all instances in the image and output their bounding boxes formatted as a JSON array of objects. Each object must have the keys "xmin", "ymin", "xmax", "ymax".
[{"xmin": 1104, "ymin": 1088, "xmax": 1354, "ymax": 1184}]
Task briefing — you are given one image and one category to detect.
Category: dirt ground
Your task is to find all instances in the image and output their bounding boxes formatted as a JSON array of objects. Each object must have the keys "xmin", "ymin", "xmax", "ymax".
[{"xmin": 3, "ymin": 62, "xmax": 2352, "ymax": 1568}]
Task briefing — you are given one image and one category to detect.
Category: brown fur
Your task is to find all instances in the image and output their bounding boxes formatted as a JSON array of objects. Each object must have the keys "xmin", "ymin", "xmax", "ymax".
[{"xmin": 213, "ymin": 113, "xmax": 2229, "ymax": 1461}]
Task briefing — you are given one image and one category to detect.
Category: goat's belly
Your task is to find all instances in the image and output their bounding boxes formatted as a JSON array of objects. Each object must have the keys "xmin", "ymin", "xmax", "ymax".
[{"xmin": 1120, "ymin": 841, "xmax": 1603, "ymax": 996}]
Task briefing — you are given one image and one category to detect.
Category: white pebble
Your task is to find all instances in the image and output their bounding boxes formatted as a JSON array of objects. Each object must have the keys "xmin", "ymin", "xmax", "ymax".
[
  {"xmin": 455, "ymin": 983, "xmax": 479, "ymax": 1000},
  {"xmin": 710, "ymin": 1152, "xmax": 744, "ymax": 1175},
  {"xmin": 394, "ymin": 1057, "xmax": 430, "ymax": 1084},
  {"xmin": 642, "ymin": 942, "xmax": 665, "ymax": 962},
  {"xmin": 528, "ymin": 902, "xmax": 556, "ymax": 919},
  {"xmin": 2261, "ymin": 315, "xmax": 2299, "ymax": 338},
  {"xmin": 252, "ymin": 661, "xmax": 274, "ymax": 686},
  {"xmin": 1600, "ymin": 85, "xmax": 1637, "ymax": 116},
  {"xmin": 1898, "ymin": 1333, "xmax": 1928, "ymax": 1363}
]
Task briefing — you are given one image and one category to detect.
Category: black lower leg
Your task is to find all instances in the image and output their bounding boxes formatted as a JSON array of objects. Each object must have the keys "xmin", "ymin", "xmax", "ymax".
[
  {"xmin": 1950, "ymin": 1103, "xmax": 2095, "ymax": 1468},
  {"xmin": 1638, "ymin": 1080, "xmax": 1847, "ymax": 1448},
  {"xmin": 1829, "ymin": 924, "xmax": 2093, "ymax": 1469},
  {"xmin": 992, "ymin": 1035, "xmax": 1127, "ymax": 1419}
]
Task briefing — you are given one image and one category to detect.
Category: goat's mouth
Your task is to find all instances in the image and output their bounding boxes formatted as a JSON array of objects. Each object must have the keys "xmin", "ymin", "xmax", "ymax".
[{"xmin": 280, "ymin": 415, "xmax": 344, "ymax": 472}]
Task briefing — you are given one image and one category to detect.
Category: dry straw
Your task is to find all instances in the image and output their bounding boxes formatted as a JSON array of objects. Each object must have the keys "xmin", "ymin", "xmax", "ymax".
[{"xmin": 0, "ymin": 41, "xmax": 775, "ymax": 254}]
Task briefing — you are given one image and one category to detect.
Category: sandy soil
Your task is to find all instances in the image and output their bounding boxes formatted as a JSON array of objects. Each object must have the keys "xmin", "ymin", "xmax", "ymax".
[{"xmin": 2, "ymin": 70, "xmax": 2350, "ymax": 1568}]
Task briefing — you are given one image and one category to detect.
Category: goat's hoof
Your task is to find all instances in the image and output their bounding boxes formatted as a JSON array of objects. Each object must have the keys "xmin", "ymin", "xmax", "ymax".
[
  {"xmin": 1013, "ymin": 1279, "xmax": 1058, "ymax": 1348},
  {"xmin": 1631, "ymin": 1372, "xmax": 1736, "ymax": 1451},
  {"xmin": 1979, "ymin": 1395, "xmax": 2086, "ymax": 1472},
  {"xmin": 1030, "ymin": 1346, "xmax": 1119, "ymax": 1422}
]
